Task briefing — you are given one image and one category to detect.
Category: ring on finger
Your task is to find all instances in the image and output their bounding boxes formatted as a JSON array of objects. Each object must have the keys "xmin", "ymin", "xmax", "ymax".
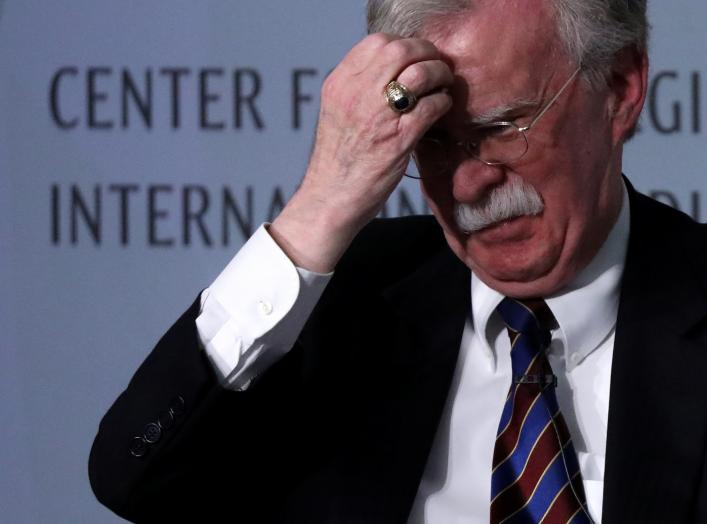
[{"xmin": 384, "ymin": 80, "xmax": 418, "ymax": 114}]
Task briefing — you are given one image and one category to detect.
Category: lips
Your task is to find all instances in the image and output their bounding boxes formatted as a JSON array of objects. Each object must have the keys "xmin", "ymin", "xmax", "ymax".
[{"xmin": 472, "ymin": 214, "xmax": 537, "ymax": 243}]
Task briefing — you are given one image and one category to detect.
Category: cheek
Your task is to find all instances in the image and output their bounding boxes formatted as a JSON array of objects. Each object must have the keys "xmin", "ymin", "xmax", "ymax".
[
  {"xmin": 532, "ymin": 175, "xmax": 589, "ymax": 248},
  {"xmin": 564, "ymin": 137, "xmax": 615, "ymax": 212},
  {"xmin": 536, "ymin": 116, "xmax": 615, "ymax": 224},
  {"xmin": 564, "ymin": 98, "xmax": 614, "ymax": 174}
]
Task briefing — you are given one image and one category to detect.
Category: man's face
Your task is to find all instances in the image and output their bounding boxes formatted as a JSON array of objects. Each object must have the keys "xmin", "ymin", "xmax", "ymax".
[{"xmin": 418, "ymin": 1, "xmax": 629, "ymax": 298}]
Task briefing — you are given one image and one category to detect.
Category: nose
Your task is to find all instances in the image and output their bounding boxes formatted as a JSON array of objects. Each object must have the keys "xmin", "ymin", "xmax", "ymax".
[{"xmin": 451, "ymin": 158, "xmax": 507, "ymax": 204}]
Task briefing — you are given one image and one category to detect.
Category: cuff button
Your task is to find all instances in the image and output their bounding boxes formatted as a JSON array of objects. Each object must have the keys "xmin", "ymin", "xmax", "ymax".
[
  {"xmin": 158, "ymin": 410, "xmax": 175, "ymax": 430},
  {"xmin": 258, "ymin": 300, "xmax": 273, "ymax": 315},
  {"xmin": 169, "ymin": 395, "xmax": 185, "ymax": 417},
  {"xmin": 129, "ymin": 437, "xmax": 148, "ymax": 458},
  {"xmin": 143, "ymin": 422, "xmax": 162, "ymax": 444}
]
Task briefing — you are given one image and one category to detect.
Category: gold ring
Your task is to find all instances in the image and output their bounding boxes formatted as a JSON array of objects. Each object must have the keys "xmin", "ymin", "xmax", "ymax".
[{"xmin": 384, "ymin": 81, "xmax": 417, "ymax": 114}]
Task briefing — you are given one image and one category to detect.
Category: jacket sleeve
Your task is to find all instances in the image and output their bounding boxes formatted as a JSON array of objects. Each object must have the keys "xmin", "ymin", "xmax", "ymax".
[
  {"xmin": 88, "ymin": 296, "xmax": 220, "ymax": 519},
  {"xmin": 87, "ymin": 216, "xmax": 445, "ymax": 523},
  {"xmin": 87, "ymin": 295, "xmax": 318, "ymax": 522}
]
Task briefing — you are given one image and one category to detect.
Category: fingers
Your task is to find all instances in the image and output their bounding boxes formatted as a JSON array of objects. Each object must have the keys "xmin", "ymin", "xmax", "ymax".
[
  {"xmin": 396, "ymin": 59, "xmax": 454, "ymax": 99},
  {"xmin": 314, "ymin": 33, "xmax": 455, "ymax": 174},
  {"xmin": 369, "ymin": 39, "xmax": 453, "ymax": 125},
  {"xmin": 339, "ymin": 33, "xmax": 452, "ymax": 101},
  {"xmin": 373, "ymin": 37, "xmax": 443, "ymax": 81},
  {"xmin": 400, "ymin": 91, "xmax": 453, "ymax": 147},
  {"xmin": 286, "ymin": 33, "xmax": 454, "ymax": 264},
  {"xmin": 333, "ymin": 34, "xmax": 455, "ymax": 153},
  {"xmin": 341, "ymin": 33, "xmax": 443, "ymax": 80},
  {"xmin": 395, "ymin": 60, "xmax": 454, "ymax": 141},
  {"xmin": 340, "ymin": 33, "xmax": 397, "ymax": 72}
]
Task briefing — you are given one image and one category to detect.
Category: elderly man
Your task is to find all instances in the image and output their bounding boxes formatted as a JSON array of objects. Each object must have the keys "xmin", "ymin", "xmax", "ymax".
[{"xmin": 90, "ymin": 1, "xmax": 707, "ymax": 523}]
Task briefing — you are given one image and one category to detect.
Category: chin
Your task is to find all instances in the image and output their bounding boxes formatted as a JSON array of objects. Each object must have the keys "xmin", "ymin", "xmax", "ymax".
[
  {"xmin": 478, "ymin": 270, "xmax": 572, "ymax": 298},
  {"xmin": 477, "ymin": 255, "xmax": 573, "ymax": 298},
  {"xmin": 447, "ymin": 228, "xmax": 574, "ymax": 297}
]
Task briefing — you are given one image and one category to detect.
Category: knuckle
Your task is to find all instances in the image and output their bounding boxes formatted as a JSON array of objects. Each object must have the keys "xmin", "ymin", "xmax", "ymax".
[
  {"xmin": 403, "ymin": 63, "xmax": 427, "ymax": 88},
  {"xmin": 415, "ymin": 38, "xmax": 438, "ymax": 55},
  {"xmin": 417, "ymin": 95, "xmax": 449, "ymax": 121},
  {"xmin": 383, "ymin": 39, "xmax": 411, "ymax": 63},
  {"xmin": 321, "ymin": 75, "xmax": 338, "ymax": 100},
  {"xmin": 416, "ymin": 100, "xmax": 437, "ymax": 122},
  {"xmin": 365, "ymin": 32, "xmax": 394, "ymax": 49}
]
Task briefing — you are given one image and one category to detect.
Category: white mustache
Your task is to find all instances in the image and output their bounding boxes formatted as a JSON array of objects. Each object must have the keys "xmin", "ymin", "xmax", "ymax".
[{"xmin": 454, "ymin": 179, "xmax": 544, "ymax": 233}]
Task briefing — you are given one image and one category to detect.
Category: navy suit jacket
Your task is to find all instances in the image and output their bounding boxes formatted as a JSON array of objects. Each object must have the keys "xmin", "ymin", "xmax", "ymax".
[{"xmin": 90, "ymin": 183, "xmax": 707, "ymax": 523}]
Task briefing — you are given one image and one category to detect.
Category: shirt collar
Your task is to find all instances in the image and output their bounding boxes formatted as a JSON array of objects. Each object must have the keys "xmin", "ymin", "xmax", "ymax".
[
  {"xmin": 470, "ymin": 271, "xmax": 505, "ymax": 367},
  {"xmin": 470, "ymin": 182, "xmax": 630, "ymax": 371}
]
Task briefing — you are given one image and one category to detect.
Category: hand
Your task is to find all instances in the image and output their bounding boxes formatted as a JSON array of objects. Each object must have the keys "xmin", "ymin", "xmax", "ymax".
[{"xmin": 271, "ymin": 33, "xmax": 454, "ymax": 272}]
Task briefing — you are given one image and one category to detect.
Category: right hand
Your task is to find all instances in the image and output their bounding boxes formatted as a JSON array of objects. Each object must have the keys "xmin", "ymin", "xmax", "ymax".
[{"xmin": 270, "ymin": 33, "xmax": 454, "ymax": 273}]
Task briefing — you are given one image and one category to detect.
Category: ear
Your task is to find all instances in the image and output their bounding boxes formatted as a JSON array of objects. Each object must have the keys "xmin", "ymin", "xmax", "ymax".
[{"xmin": 607, "ymin": 46, "xmax": 649, "ymax": 144}]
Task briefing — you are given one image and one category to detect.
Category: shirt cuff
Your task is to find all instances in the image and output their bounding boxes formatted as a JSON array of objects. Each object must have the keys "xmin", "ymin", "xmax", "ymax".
[{"xmin": 196, "ymin": 224, "xmax": 331, "ymax": 390}]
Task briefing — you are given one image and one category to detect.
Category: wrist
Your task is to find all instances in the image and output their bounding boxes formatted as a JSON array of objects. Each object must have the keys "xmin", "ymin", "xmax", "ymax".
[{"xmin": 270, "ymin": 191, "xmax": 359, "ymax": 273}]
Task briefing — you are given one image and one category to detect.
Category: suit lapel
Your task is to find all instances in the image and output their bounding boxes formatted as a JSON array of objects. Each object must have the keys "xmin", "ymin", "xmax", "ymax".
[
  {"xmin": 376, "ymin": 244, "xmax": 471, "ymax": 521},
  {"xmin": 603, "ymin": 187, "xmax": 707, "ymax": 523},
  {"xmin": 381, "ymin": 242, "xmax": 471, "ymax": 368},
  {"xmin": 320, "ymin": 238, "xmax": 471, "ymax": 524}
]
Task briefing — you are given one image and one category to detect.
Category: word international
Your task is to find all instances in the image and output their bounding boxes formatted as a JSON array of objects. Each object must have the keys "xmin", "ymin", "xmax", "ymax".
[{"xmin": 49, "ymin": 183, "xmax": 428, "ymax": 247}]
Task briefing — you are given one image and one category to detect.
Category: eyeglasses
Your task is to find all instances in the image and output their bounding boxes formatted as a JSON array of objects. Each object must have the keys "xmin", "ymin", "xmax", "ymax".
[{"xmin": 407, "ymin": 67, "xmax": 582, "ymax": 179}]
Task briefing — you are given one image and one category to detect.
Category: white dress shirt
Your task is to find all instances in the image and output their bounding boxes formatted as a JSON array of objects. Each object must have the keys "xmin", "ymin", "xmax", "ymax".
[
  {"xmin": 195, "ymin": 187, "xmax": 630, "ymax": 523},
  {"xmin": 408, "ymin": 187, "xmax": 629, "ymax": 524},
  {"xmin": 196, "ymin": 225, "xmax": 331, "ymax": 390}
]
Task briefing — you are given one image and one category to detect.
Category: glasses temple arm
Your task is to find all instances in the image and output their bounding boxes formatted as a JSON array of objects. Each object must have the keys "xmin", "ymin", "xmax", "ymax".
[{"xmin": 522, "ymin": 66, "xmax": 582, "ymax": 131}]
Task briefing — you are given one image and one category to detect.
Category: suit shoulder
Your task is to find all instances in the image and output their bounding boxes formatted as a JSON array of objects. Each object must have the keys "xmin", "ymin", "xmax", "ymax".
[
  {"xmin": 632, "ymin": 191, "xmax": 707, "ymax": 288},
  {"xmin": 633, "ymin": 190, "xmax": 707, "ymax": 247}
]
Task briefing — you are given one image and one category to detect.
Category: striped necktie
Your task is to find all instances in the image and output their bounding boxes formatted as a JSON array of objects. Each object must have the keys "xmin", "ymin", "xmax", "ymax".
[{"xmin": 490, "ymin": 297, "xmax": 591, "ymax": 524}]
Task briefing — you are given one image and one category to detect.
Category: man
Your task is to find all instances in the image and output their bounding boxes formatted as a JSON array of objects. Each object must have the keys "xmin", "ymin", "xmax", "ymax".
[{"xmin": 90, "ymin": 1, "xmax": 707, "ymax": 523}]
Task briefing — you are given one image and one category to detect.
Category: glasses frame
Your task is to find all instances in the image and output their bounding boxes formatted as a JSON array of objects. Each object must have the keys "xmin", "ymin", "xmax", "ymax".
[{"xmin": 407, "ymin": 66, "xmax": 583, "ymax": 179}]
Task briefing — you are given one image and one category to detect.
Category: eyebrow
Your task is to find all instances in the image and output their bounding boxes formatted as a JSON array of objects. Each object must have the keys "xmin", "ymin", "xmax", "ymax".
[{"xmin": 467, "ymin": 98, "xmax": 538, "ymax": 126}]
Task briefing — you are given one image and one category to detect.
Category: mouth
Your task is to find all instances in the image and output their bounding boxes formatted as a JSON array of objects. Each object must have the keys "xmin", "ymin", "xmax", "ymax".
[
  {"xmin": 470, "ymin": 214, "xmax": 537, "ymax": 242},
  {"xmin": 482, "ymin": 214, "xmax": 524, "ymax": 229}
]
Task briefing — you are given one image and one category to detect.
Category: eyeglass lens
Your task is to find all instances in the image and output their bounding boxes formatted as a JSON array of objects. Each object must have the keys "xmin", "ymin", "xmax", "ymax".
[{"xmin": 409, "ymin": 124, "xmax": 529, "ymax": 179}]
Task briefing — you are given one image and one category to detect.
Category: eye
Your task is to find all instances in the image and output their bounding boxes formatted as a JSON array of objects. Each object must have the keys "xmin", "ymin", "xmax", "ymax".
[
  {"xmin": 467, "ymin": 123, "xmax": 518, "ymax": 146},
  {"xmin": 482, "ymin": 123, "xmax": 516, "ymax": 137}
]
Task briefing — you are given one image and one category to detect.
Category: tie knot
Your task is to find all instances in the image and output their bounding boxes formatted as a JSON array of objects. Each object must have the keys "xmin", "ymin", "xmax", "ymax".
[
  {"xmin": 496, "ymin": 297, "xmax": 558, "ymax": 377},
  {"xmin": 496, "ymin": 297, "xmax": 557, "ymax": 339}
]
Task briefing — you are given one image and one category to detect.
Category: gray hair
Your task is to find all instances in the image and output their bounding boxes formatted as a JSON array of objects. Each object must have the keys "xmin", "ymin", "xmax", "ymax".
[{"xmin": 366, "ymin": 0, "xmax": 648, "ymax": 88}]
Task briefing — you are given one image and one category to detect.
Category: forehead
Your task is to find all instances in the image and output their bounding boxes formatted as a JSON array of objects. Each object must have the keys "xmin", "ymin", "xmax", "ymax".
[{"xmin": 420, "ymin": 0, "xmax": 564, "ymax": 118}]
